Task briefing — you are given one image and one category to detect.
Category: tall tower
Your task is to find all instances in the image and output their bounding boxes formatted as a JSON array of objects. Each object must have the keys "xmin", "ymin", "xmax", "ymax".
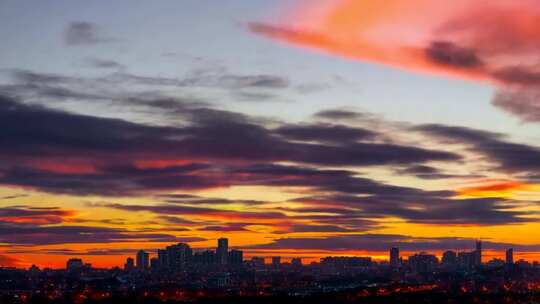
[
  {"xmin": 157, "ymin": 249, "xmax": 168, "ymax": 270},
  {"xmin": 124, "ymin": 257, "xmax": 134, "ymax": 271},
  {"xmin": 136, "ymin": 250, "xmax": 149, "ymax": 270},
  {"xmin": 506, "ymin": 248, "xmax": 514, "ymax": 265},
  {"xmin": 390, "ymin": 247, "xmax": 399, "ymax": 268},
  {"xmin": 475, "ymin": 240, "xmax": 482, "ymax": 266},
  {"xmin": 166, "ymin": 243, "xmax": 192, "ymax": 271},
  {"xmin": 217, "ymin": 238, "xmax": 229, "ymax": 265}
]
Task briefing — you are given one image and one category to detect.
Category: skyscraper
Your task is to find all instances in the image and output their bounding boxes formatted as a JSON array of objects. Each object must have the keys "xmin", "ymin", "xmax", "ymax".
[
  {"xmin": 390, "ymin": 247, "xmax": 399, "ymax": 268},
  {"xmin": 442, "ymin": 250, "xmax": 457, "ymax": 267},
  {"xmin": 408, "ymin": 253, "xmax": 438, "ymax": 273},
  {"xmin": 150, "ymin": 257, "xmax": 159, "ymax": 270},
  {"xmin": 66, "ymin": 258, "xmax": 84, "ymax": 271},
  {"xmin": 475, "ymin": 240, "xmax": 482, "ymax": 266},
  {"xmin": 458, "ymin": 251, "xmax": 476, "ymax": 269},
  {"xmin": 136, "ymin": 250, "xmax": 149, "ymax": 270},
  {"xmin": 228, "ymin": 249, "xmax": 243, "ymax": 266},
  {"xmin": 157, "ymin": 249, "xmax": 168, "ymax": 270},
  {"xmin": 192, "ymin": 250, "xmax": 216, "ymax": 265},
  {"xmin": 124, "ymin": 257, "xmax": 134, "ymax": 272},
  {"xmin": 506, "ymin": 248, "xmax": 514, "ymax": 265},
  {"xmin": 251, "ymin": 256, "xmax": 265, "ymax": 267},
  {"xmin": 217, "ymin": 238, "xmax": 229, "ymax": 265},
  {"xmin": 166, "ymin": 243, "xmax": 192, "ymax": 271}
]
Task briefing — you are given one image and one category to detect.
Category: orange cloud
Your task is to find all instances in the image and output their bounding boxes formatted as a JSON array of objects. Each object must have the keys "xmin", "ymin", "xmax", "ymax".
[
  {"xmin": 0, "ymin": 254, "xmax": 22, "ymax": 267},
  {"xmin": 457, "ymin": 179, "xmax": 539, "ymax": 199},
  {"xmin": 0, "ymin": 207, "xmax": 77, "ymax": 225}
]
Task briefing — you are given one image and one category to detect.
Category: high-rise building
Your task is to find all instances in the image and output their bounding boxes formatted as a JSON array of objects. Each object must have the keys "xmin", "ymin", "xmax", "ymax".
[
  {"xmin": 136, "ymin": 250, "xmax": 149, "ymax": 270},
  {"xmin": 29, "ymin": 265, "xmax": 40, "ymax": 274},
  {"xmin": 272, "ymin": 256, "xmax": 281, "ymax": 267},
  {"xmin": 124, "ymin": 257, "xmax": 134, "ymax": 272},
  {"xmin": 251, "ymin": 256, "xmax": 265, "ymax": 267},
  {"xmin": 150, "ymin": 257, "xmax": 159, "ymax": 270},
  {"xmin": 408, "ymin": 253, "xmax": 438, "ymax": 273},
  {"xmin": 475, "ymin": 240, "xmax": 482, "ymax": 266},
  {"xmin": 66, "ymin": 258, "xmax": 84, "ymax": 271},
  {"xmin": 390, "ymin": 247, "xmax": 399, "ymax": 268},
  {"xmin": 166, "ymin": 243, "xmax": 192, "ymax": 271},
  {"xmin": 320, "ymin": 256, "xmax": 372, "ymax": 268},
  {"xmin": 228, "ymin": 249, "xmax": 243, "ymax": 266},
  {"xmin": 217, "ymin": 238, "xmax": 229, "ymax": 265},
  {"xmin": 442, "ymin": 250, "xmax": 457, "ymax": 267},
  {"xmin": 291, "ymin": 258, "xmax": 302, "ymax": 267},
  {"xmin": 506, "ymin": 248, "xmax": 514, "ymax": 265},
  {"xmin": 157, "ymin": 249, "xmax": 168, "ymax": 269},
  {"xmin": 192, "ymin": 250, "xmax": 216, "ymax": 265},
  {"xmin": 458, "ymin": 251, "xmax": 476, "ymax": 269}
]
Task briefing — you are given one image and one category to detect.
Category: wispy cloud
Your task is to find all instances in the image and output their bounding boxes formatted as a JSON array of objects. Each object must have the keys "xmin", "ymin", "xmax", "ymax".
[{"xmin": 64, "ymin": 21, "xmax": 117, "ymax": 46}]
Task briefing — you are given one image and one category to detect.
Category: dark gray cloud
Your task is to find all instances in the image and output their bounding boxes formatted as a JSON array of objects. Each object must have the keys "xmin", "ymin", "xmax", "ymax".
[
  {"xmin": 492, "ymin": 66, "xmax": 540, "ymax": 86},
  {"xmin": 0, "ymin": 222, "xmax": 193, "ymax": 246},
  {"xmin": 0, "ymin": 206, "xmax": 74, "ymax": 225},
  {"xmin": 1, "ymin": 69, "xmax": 209, "ymax": 113},
  {"xmin": 0, "ymin": 95, "xmax": 180, "ymax": 158},
  {"xmin": 313, "ymin": 109, "xmax": 371, "ymax": 121},
  {"xmin": 234, "ymin": 91, "xmax": 279, "ymax": 102},
  {"xmin": 0, "ymin": 206, "xmax": 70, "ymax": 218},
  {"xmin": 199, "ymin": 223, "xmax": 253, "ymax": 232},
  {"xmin": 0, "ymin": 164, "xmax": 220, "ymax": 196},
  {"xmin": 96, "ymin": 202, "xmax": 287, "ymax": 221},
  {"xmin": 86, "ymin": 58, "xmax": 126, "ymax": 70},
  {"xmin": 93, "ymin": 72, "xmax": 290, "ymax": 90},
  {"xmin": 0, "ymin": 69, "xmax": 291, "ymax": 110},
  {"xmin": 231, "ymin": 163, "xmax": 453, "ymax": 199},
  {"xmin": 10, "ymin": 70, "xmax": 78, "ymax": 84},
  {"xmin": 64, "ymin": 21, "xmax": 114, "ymax": 46},
  {"xmin": 250, "ymin": 234, "xmax": 540, "ymax": 252},
  {"xmin": 0, "ymin": 95, "xmax": 462, "ymax": 195},
  {"xmin": 158, "ymin": 193, "xmax": 267, "ymax": 206},
  {"xmin": 414, "ymin": 123, "xmax": 540, "ymax": 173},
  {"xmin": 291, "ymin": 194, "xmax": 533, "ymax": 226},
  {"xmin": 279, "ymin": 224, "xmax": 354, "ymax": 234},
  {"xmin": 0, "ymin": 94, "xmax": 535, "ymax": 226},
  {"xmin": 211, "ymin": 74, "xmax": 289, "ymax": 89},
  {"xmin": 395, "ymin": 165, "xmax": 481, "ymax": 180},
  {"xmin": 492, "ymin": 88, "xmax": 540, "ymax": 123},
  {"xmin": 424, "ymin": 41, "xmax": 484, "ymax": 69},
  {"xmin": 89, "ymin": 160, "xmax": 536, "ymax": 226},
  {"xmin": 274, "ymin": 123, "xmax": 377, "ymax": 144}
]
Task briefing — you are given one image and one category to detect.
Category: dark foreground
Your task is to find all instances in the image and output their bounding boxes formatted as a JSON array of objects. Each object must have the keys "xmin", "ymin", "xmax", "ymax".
[{"xmin": 3, "ymin": 291, "xmax": 540, "ymax": 304}]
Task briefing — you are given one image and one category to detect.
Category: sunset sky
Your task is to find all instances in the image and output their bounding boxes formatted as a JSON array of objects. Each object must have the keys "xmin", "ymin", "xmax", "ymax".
[{"xmin": 1, "ymin": 0, "xmax": 540, "ymax": 269}]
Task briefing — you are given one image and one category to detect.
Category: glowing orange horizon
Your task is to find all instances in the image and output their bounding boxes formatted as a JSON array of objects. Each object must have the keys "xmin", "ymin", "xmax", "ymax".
[{"xmin": 7, "ymin": 248, "xmax": 539, "ymax": 270}]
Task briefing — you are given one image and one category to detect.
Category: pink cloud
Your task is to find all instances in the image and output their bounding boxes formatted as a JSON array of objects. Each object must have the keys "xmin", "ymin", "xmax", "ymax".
[{"xmin": 250, "ymin": 0, "xmax": 540, "ymax": 121}]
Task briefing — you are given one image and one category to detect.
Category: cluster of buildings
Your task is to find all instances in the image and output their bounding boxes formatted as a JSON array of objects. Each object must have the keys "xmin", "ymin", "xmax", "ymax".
[
  {"xmin": 67, "ymin": 239, "xmax": 520, "ymax": 275},
  {"xmin": 388, "ymin": 241, "xmax": 517, "ymax": 273},
  {"xmin": 62, "ymin": 238, "xmax": 525, "ymax": 276},
  {"xmin": 65, "ymin": 258, "xmax": 92, "ymax": 272},
  {"xmin": 125, "ymin": 238, "xmax": 244, "ymax": 272},
  {"xmin": 320, "ymin": 256, "xmax": 372, "ymax": 268},
  {"xmin": 4, "ymin": 239, "xmax": 540, "ymax": 303}
]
